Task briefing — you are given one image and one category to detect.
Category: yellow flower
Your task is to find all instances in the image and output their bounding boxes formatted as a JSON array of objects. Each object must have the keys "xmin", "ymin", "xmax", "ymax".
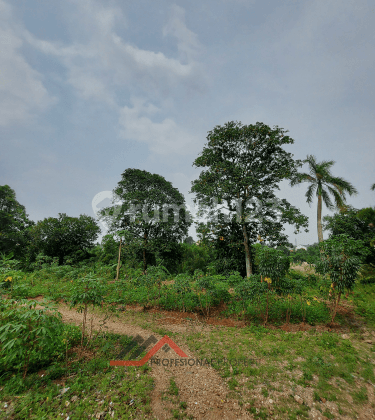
[
  {"xmin": 264, "ymin": 277, "xmax": 272, "ymax": 284},
  {"xmin": 306, "ymin": 301, "xmax": 311, "ymax": 306},
  {"xmin": 313, "ymin": 297, "xmax": 319, "ymax": 302},
  {"xmin": 5, "ymin": 277, "xmax": 12, "ymax": 282}
]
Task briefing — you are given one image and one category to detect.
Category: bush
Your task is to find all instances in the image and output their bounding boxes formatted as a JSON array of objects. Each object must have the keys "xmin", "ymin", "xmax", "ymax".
[
  {"xmin": 226, "ymin": 271, "xmax": 244, "ymax": 287},
  {"xmin": 10, "ymin": 284, "xmax": 31, "ymax": 299},
  {"xmin": 0, "ymin": 299, "xmax": 69, "ymax": 377}
]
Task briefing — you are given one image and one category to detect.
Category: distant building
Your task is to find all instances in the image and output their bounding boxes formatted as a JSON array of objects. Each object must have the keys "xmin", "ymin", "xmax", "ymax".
[
  {"xmin": 296, "ymin": 246, "xmax": 307, "ymax": 251},
  {"xmin": 288, "ymin": 245, "xmax": 308, "ymax": 252}
]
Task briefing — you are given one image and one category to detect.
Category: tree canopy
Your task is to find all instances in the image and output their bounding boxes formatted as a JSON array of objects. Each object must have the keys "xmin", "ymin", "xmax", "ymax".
[
  {"xmin": 289, "ymin": 155, "xmax": 358, "ymax": 243},
  {"xmin": 28, "ymin": 213, "xmax": 100, "ymax": 265},
  {"xmin": 0, "ymin": 185, "xmax": 34, "ymax": 259},
  {"xmin": 323, "ymin": 205, "xmax": 375, "ymax": 265},
  {"xmin": 99, "ymin": 168, "xmax": 193, "ymax": 273},
  {"xmin": 189, "ymin": 121, "xmax": 309, "ymax": 277}
]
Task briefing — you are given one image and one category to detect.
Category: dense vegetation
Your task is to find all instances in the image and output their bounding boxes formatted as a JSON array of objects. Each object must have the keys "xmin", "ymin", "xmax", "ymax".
[{"xmin": 1, "ymin": 120, "xmax": 375, "ymax": 418}]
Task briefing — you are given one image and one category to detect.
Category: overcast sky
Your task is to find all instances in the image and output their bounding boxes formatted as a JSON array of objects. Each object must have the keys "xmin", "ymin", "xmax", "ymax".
[{"xmin": 1, "ymin": 0, "xmax": 374, "ymax": 246}]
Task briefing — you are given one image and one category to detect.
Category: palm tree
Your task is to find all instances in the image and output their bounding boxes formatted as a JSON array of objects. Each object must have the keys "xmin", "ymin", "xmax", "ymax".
[{"xmin": 289, "ymin": 155, "xmax": 358, "ymax": 243}]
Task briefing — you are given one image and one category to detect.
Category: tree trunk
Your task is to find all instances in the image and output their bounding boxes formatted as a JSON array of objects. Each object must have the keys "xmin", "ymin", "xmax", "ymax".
[
  {"xmin": 317, "ymin": 191, "xmax": 326, "ymax": 262},
  {"xmin": 243, "ymin": 224, "xmax": 252, "ymax": 277},
  {"xmin": 317, "ymin": 192, "xmax": 324, "ymax": 243},
  {"xmin": 115, "ymin": 238, "xmax": 122, "ymax": 281},
  {"xmin": 143, "ymin": 232, "xmax": 148, "ymax": 275}
]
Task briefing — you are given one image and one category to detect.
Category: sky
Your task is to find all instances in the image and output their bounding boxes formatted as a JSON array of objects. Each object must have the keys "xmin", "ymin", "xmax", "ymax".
[{"xmin": 1, "ymin": 0, "xmax": 374, "ymax": 247}]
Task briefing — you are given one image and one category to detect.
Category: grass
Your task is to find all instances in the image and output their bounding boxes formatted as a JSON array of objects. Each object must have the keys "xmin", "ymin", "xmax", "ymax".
[
  {"xmin": 160, "ymin": 378, "xmax": 192, "ymax": 419},
  {"xmin": 0, "ymin": 332, "xmax": 154, "ymax": 419},
  {"xmin": 124, "ymin": 296, "xmax": 375, "ymax": 419},
  {"xmin": 2, "ymin": 262, "xmax": 375, "ymax": 418}
]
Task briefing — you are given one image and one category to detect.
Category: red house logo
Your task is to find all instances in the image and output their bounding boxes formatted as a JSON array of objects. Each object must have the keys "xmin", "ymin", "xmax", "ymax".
[{"xmin": 110, "ymin": 335, "xmax": 188, "ymax": 367}]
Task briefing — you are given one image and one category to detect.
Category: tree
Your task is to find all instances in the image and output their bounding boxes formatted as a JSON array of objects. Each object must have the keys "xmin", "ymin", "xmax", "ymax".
[
  {"xmin": 323, "ymin": 205, "xmax": 375, "ymax": 266},
  {"xmin": 99, "ymin": 169, "xmax": 192, "ymax": 274},
  {"xmin": 28, "ymin": 213, "xmax": 100, "ymax": 265},
  {"xmin": 316, "ymin": 234, "xmax": 370, "ymax": 324},
  {"xmin": 183, "ymin": 236, "xmax": 195, "ymax": 245},
  {"xmin": 289, "ymin": 155, "xmax": 358, "ymax": 243},
  {"xmin": 371, "ymin": 183, "xmax": 375, "ymax": 191},
  {"xmin": 0, "ymin": 185, "xmax": 34, "ymax": 259},
  {"xmin": 189, "ymin": 121, "xmax": 309, "ymax": 278}
]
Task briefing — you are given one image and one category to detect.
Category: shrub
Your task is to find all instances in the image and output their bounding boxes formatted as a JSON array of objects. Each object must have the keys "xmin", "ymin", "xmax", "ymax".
[
  {"xmin": 226, "ymin": 271, "xmax": 244, "ymax": 287},
  {"xmin": 0, "ymin": 299, "xmax": 67, "ymax": 377}
]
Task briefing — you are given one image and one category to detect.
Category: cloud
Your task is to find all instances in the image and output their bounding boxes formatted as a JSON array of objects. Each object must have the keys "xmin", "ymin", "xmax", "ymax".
[
  {"xmin": 256, "ymin": 0, "xmax": 375, "ymax": 102},
  {"xmin": 22, "ymin": 0, "xmax": 207, "ymax": 105},
  {"xmin": 118, "ymin": 97, "xmax": 201, "ymax": 156},
  {"xmin": 162, "ymin": 4, "xmax": 204, "ymax": 63},
  {"xmin": 0, "ymin": 0, "xmax": 57, "ymax": 127}
]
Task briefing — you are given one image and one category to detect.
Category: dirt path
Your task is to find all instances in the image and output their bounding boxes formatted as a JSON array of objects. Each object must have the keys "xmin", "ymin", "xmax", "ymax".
[{"xmin": 39, "ymin": 300, "xmax": 254, "ymax": 420}]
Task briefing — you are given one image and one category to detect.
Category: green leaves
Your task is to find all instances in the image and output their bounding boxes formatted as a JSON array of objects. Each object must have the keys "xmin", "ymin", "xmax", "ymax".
[
  {"xmin": 99, "ymin": 169, "xmax": 192, "ymax": 273},
  {"xmin": 189, "ymin": 121, "xmax": 309, "ymax": 276},
  {"xmin": 28, "ymin": 213, "xmax": 100, "ymax": 266},
  {"xmin": 316, "ymin": 234, "xmax": 369, "ymax": 293},
  {"xmin": 0, "ymin": 299, "xmax": 65, "ymax": 377},
  {"xmin": 70, "ymin": 273, "xmax": 106, "ymax": 308},
  {"xmin": 254, "ymin": 244, "xmax": 291, "ymax": 283}
]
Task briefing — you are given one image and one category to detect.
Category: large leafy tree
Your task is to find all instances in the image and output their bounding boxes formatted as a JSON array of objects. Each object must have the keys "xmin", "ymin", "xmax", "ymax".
[
  {"xmin": 289, "ymin": 155, "xmax": 358, "ymax": 243},
  {"xmin": 28, "ymin": 213, "xmax": 100, "ymax": 265},
  {"xmin": 190, "ymin": 121, "xmax": 309, "ymax": 277},
  {"xmin": 99, "ymin": 169, "xmax": 192, "ymax": 274},
  {"xmin": 183, "ymin": 236, "xmax": 195, "ymax": 245},
  {"xmin": 323, "ymin": 205, "xmax": 375, "ymax": 266},
  {"xmin": 0, "ymin": 185, "xmax": 34, "ymax": 259}
]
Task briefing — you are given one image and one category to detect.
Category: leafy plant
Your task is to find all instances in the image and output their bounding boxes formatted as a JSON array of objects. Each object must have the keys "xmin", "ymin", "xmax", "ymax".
[
  {"xmin": 190, "ymin": 120, "xmax": 309, "ymax": 277},
  {"xmin": 0, "ymin": 299, "xmax": 64, "ymax": 378},
  {"xmin": 173, "ymin": 273, "xmax": 192, "ymax": 312},
  {"xmin": 69, "ymin": 273, "xmax": 107, "ymax": 346},
  {"xmin": 226, "ymin": 271, "xmax": 244, "ymax": 287},
  {"xmin": 315, "ymin": 234, "xmax": 370, "ymax": 324}
]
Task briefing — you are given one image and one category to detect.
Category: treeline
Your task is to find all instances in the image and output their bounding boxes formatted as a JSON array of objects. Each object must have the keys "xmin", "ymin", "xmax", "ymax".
[{"xmin": 1, "ymin": 120, "xmax": 374, "ymax": 278}]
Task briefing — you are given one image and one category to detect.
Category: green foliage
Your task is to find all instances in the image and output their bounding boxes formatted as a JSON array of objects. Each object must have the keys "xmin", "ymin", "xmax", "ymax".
[
  {"xmin": 253, "ymin": 243, "xmax": 291, "ymax": 284},
  {"xmin": 226, "ymin": 271, "xmax": 245, "ymax": 287},
  {"xmin": 69, "ymin": 273, "xmax": 107, "ymax": 345},
  {"xmin": 183, "ymin": 236, "xmax": 195, "ymax": 245},
  {"xmin": 358, "ymin": 263, "xmax": 375, "ymax": 284},
  {"xmin": 99, "ymin": 168, "xmax": 192, "ymax": 274},
  {"xmin": 316, "ymin": 234, "xmax": 370, "ymax": 323},
  {"xmin": 0, "ymin": 299, "xmax": 66, "ymax": 378},
  {"xmin": 0, "ymin": 185, "xmax": 35, "ymax": 261},
  {"xmin": 28, "ymin": 213, "xmax": 100, "ymax": 266},
  {"xmin": 234, "ymin": 275, "xmax": 267, "ymax": 310},
  {"xmin": 189, "ymin": 121, "xmax": 309, "ymax": 277},
  {"xmin": 316, "ymin": 234, "xmax": 370, "ymax": 293},
  {"xmin": 176, "ymin": 243, "xmax": 215, "ymax": 275},
  {"xmin": 134, "ymin": 264, "xmax": 170, "ymax": 297},
  {"xmin": 289, "ymin": 155, "xmax": 358, "ymax": 243},
  {"xmin": 173, "ymin": 273, "xmax": 192, "ymax": 295},
  {"xmin": 323, "ymin": 205, "xmax": 375, "ymax": 265},
  {"xmin": 70, "ymin": 274, "xmax": 107, "ymax": 308}
]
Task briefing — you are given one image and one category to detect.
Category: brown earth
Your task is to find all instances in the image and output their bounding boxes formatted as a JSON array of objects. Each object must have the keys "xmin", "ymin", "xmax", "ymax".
[{"xmin": 29, "ymin": 297, "xmax": 254, "ymax": 420}]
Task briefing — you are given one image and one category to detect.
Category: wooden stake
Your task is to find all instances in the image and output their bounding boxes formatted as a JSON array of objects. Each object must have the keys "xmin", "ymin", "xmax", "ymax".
[{"xmin": 115, "ymin": 238, "xmax": 122, "ymax": 281}]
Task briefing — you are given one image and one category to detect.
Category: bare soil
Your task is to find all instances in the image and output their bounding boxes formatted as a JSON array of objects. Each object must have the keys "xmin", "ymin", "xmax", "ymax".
[{"xmin": 32, "ymin": 298, "xmax": 254, "ymax": 419}]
